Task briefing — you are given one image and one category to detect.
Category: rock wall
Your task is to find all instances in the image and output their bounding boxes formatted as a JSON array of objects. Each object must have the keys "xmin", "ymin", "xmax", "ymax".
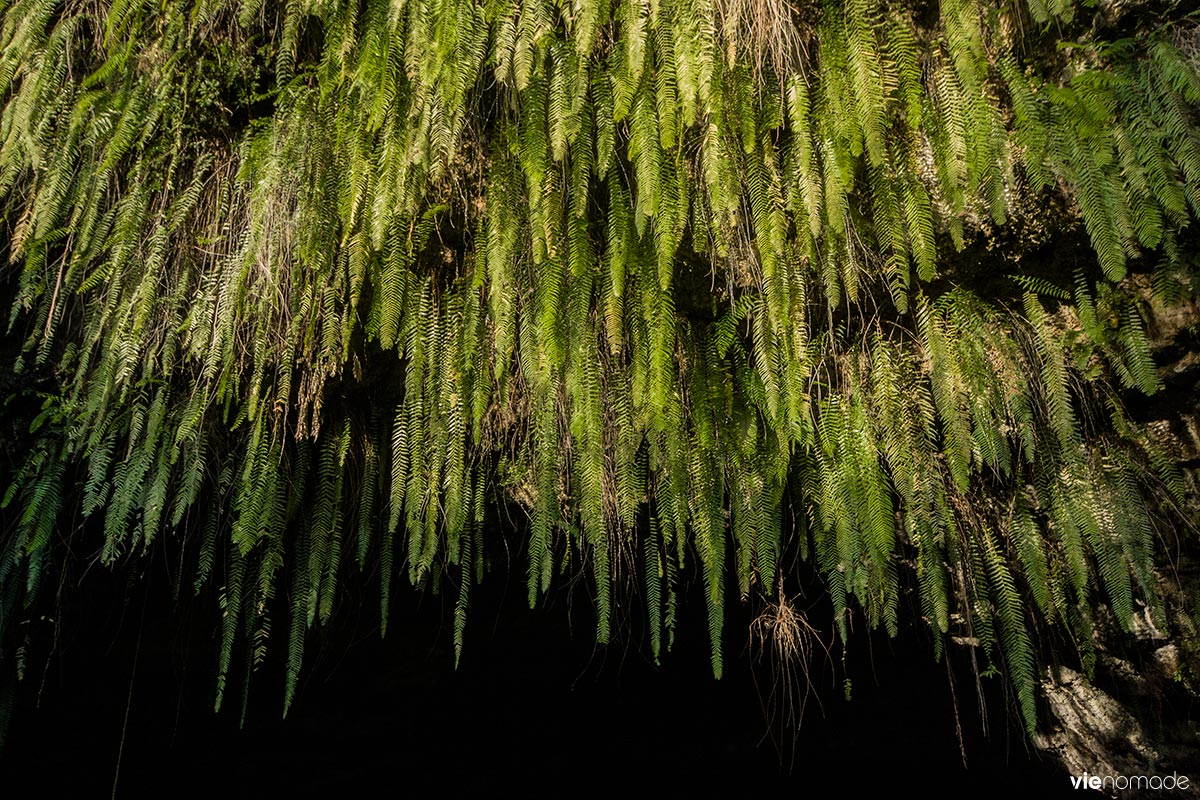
[{"xmin": 1035, "ymin": 281, "xmax": 1200, "ymax": 796}]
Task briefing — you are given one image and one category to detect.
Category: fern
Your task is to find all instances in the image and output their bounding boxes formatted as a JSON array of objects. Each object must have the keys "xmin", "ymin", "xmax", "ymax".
[{"xmin": 0, "ymin": 0, "xmax": 1195, "ymax": 748}]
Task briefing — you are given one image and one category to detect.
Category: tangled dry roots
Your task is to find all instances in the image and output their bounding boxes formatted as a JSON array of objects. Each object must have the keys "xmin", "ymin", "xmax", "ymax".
[
  {"xmin": 749, "ymin": 583, "xmax": 831, "ymax": 767},
  {"xmin": 714, "ymin": 0, "xmax": 814, "ymax": 82}
]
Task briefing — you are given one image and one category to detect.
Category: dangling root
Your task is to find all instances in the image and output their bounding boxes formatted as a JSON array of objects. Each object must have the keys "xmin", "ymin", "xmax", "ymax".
[{"xmin": 749, "ymin": 580, "xmax": 831, "ymax": 770}]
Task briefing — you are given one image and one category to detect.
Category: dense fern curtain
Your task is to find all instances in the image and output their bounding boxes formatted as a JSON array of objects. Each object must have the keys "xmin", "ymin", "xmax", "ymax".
[{"xmin": 1, "ymin": 0, "xmax": 1197, "ymax": 733}]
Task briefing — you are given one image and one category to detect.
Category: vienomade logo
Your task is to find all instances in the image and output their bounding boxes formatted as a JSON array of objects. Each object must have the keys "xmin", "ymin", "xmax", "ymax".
[{"xmin": 1069, "ymin": 772, "xmax": 1191, "ymax": 792}]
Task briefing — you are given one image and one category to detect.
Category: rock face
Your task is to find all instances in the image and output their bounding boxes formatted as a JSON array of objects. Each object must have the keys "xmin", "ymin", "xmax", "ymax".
[
  {"xmin": 1142, "ymin": 277, "xmax": 1200, "ymax": 470},
  {"xmin": 1038, "ymin": 666, "xmax": 1171, "ymax": 788},
  {"xmin": 1034, "ymin": 284, "xmax": 1200, "ymax": 796},
  {"xmin": 1036, "ymin": 591, "xmax": 1200, "ymax": 796}
]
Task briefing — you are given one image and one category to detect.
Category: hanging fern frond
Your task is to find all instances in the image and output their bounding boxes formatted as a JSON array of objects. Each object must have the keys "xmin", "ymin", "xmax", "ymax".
[{"xmin": 0, "ymin": 0, "xmax": 1196, "ymax": 751}]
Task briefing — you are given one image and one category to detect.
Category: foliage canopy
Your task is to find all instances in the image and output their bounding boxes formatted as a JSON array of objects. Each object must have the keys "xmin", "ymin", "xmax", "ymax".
[{"xmin": 2, "ymin": 0, "xmax": 1198, "ymax": 736}]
